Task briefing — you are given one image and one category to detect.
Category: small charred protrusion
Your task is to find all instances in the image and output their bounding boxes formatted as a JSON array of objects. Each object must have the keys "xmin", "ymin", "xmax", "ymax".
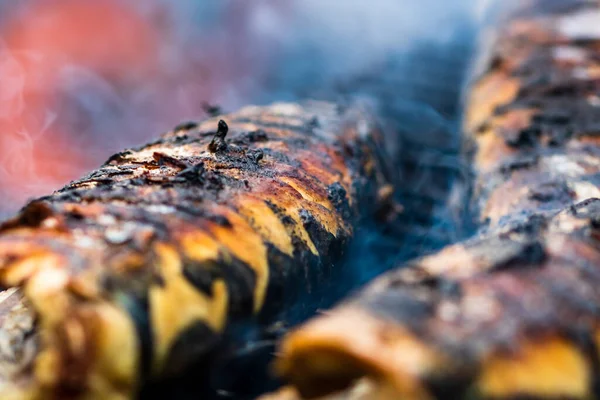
[
  {"xmin": 176, "ymin": 163, "xmax": 206, "ymax": 183},
  {"xmin": 247, "ymin": 149, "xmax": 264, "ymax": 164},
  {"xmin": 327, "ymin": 182, "xmax": 352, "ymax": 221},
  {"xmin": 1, "ymin": 200, "xmax": 55, "ymax": 230},
  {"xmin": 105, "ymin": 150, "xmax": 133, "ymax": 165},
  {"xmin": 208, "ymin": 120, "xmax": 229, "ymax": 153},
  {"xmin": 153, "ymin": 152, "xmax": 189, "ymax": 169}
]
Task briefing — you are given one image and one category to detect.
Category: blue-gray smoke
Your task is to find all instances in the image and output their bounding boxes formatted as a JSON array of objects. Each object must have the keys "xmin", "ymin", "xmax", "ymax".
[{"xmin": 0, "ymin": 0, "xmax": 488, "ymax": 398}]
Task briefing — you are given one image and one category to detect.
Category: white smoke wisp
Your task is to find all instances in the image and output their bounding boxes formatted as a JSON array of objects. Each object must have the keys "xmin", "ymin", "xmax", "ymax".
[
  {"xmin": 0, "ymin": 44, "xmax": 25, "ymax": 120},
  {"xmin": 257, "ymin": 0, "xmax": 482, "ymax": 97},
  {"xmin": 0, "ymin": 41, "xmax": 48, "ymax": 214}
]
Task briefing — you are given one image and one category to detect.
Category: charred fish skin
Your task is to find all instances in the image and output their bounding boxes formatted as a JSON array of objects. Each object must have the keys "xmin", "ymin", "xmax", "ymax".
[
  {"xmin": 0, "ymin": 101, "xmax": 392, "ymax": 399},
  {"xmin": 274, "ymin": 1, "xmax": 600, "ymax": 399}
]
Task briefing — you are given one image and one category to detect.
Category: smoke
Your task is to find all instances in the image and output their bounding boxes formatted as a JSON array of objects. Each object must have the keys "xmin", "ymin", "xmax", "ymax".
[
  {"xmin": 265, "ymin": 0, "xmax": 476, "ymax": 97},
  {"xmin": 0, "ymin": 0, "xmax": 490, "ymax": 397},
  {"xmin": 0, "ymin": 0, "xmax": 484, "ymax": 220}
]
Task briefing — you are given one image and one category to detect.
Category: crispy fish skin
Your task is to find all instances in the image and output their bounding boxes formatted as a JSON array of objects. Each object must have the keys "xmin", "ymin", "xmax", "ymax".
[
  {"xmin": 274, "ymin": 2, "xmax": 600, "ymax": 399},
  {"xmin": 0, "ymin": 101, "xmax": 391, "ymax": 399}
]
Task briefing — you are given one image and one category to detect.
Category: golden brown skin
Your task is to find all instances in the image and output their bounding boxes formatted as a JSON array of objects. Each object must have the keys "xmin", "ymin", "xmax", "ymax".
[
  {"xmin": 274, "ymin": 2, "xmax": 600, "ymax": 399},
  {"xmin": 0, "ymin": 101, "xmax": 391, "ymax": 399}
]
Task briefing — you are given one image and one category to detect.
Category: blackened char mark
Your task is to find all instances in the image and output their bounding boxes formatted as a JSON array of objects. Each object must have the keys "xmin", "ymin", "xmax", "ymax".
[
  {"xmin": 358, "ymin": 289, "xmax": 436, "ymax": 336},
  {"xmin": 498, "ymin": 154, "xmax": 539, "ymax": 176},
  {"xmin": 258, "ymin": 244, "xmax": 298, "ymax": 321},
  {"xmin": 425, "ymin": 374, "xmax": 473, "ymax": 400},
  {"xmin": 421, "ymin": 276, "xmax": 463, "ymax": 299},
  {"xmin": 527, "ymin": 180, "xmax": 575, "ymax": 205},
  {"xmin": 567, "ymin": 328, "xmax": 600, "ymax": 396},
  {"xmin": 246, "ymin": 149, "xmax": 264, "ymax": 164},
  {"xmin": 175, "ymin": 163, "xmax": 206, "ymax": 183},
  {"xmin": 182, "ymin": 257, "xmax": 257, "ymax": 317},
  {"xmin": 263, "ymin": 200, "xmax": 323, "ymax": 295},
  {"xmin": 469, "ymin": 236, "xmax": 547, "ymax": 272},
  {"xmin": 229, "ymin": 129, "xmax": 269, "ymax": 146},
  {"xmin": 105, "ymin": 150, "xmax": 133, "ymax": 165},
  {"xmin": 569, "ymin": 197, "xmax": 600, "ymax": 221},
  {"xmin": 0, "ymin": 200, "xmax": 55, "ymax": 230},
  {"xmin": 153, "ymin": 152, "xmax": 189, "ymax": 170},
  {"xmin": 181, "ymin": 260, "xmax": 218, "ymax": 297},
  {"xmin": 299, "ymin": 208, "xmax": 341, "ymax": 268},
  {"xmin": 260, "ymin": 148, "xmax": 298, "ymax": 167},
  {"xmin": 160, "ymin": 321, "xmax": 220, "ymax": 378},
  {"xmin": 112, "ymin": 291, "xmax": 153, "ymax": 384},
  {"xmin": 172, "ymin": 208, "xmax": 232, "ymax": 228},
  {"xmin": 208, "ymin": 120, "xmax": 229, "ymax": 154},
  {"xmin": 327, "ymin": 182, "xmax": 352, "ymax": 221},
  {"xmin": 504, "ymin": 126, "xmax": 541, "ymax": 148}
]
